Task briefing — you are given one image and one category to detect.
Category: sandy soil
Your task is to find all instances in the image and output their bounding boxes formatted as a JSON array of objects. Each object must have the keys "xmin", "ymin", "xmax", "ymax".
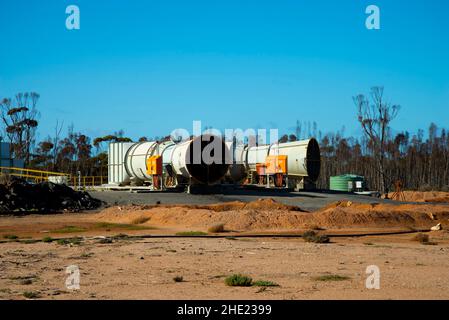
[
  {"xmin": 386, "ymin": 191, "xmax": 449, "ymax": 203},
  {"xmin": 90, "ymin": 199, "xmax": 449, "ymax": 232},
  {"xmin": 1, "ymin": 198, "xmax": 449, "ymax": 300},
  {"xmin": 2, "ymin": 199, "xmax": 449, "ymax": 239},
  {"xmin": 1, "ymin": 233, "xmax": 449, "ymax": 300}
]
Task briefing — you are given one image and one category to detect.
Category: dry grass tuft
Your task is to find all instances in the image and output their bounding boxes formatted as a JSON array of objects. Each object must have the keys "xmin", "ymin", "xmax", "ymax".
[
  {"xmin": 412, "ymin": 233, "xmax": 429, "ymax": 243},
  {"xmin": 303, "ymin": 230, "xmax": 330, "ymax": 244},
  {"xmin": 225, "ymin": 274, "xmax": 253, "ymax": 287},
  {"xmin": 412, "ymin": 233, "xmax": 438, "ymax": 245},
  {"xmin": 208, "ymin": 223, "xmax": 225, "ymax": 233}
]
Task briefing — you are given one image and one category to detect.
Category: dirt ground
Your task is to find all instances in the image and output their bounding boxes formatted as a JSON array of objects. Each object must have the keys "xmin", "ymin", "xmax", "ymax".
[
  {"xmin": 1, "ymin": 198, "xmax": 449, "ymax": 238},
  {"xmin": 1, "ymin": 198, "xmax": 449, "ymax": 300},
  {"xmin": 1, "ymin": 233, "xmax": 449, "ymax": 300},
  {"xmin": 89, "ymin": 188, "xmax": 399, "ymax": 212}
]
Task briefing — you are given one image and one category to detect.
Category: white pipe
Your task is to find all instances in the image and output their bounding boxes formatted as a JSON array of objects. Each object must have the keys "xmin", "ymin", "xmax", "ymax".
[
  {"xmin": 114, "ymin": 137, "xmax": 320, "ymax": 186},
  {"xmin": 172, "ymin": 134, "xmax": 231, "ymax": 184},
  {"xmin": 122, "ymin": 135, "xmax": 231, "ymax": 185},
  {"xmin": 124, "ymin": 141, "xmax": 160, "ymax": 181},
  {"xmin": 225, "ymin": 141, "xmax": 247, "ymax": 182},
  {"xmin": 228, "ymin": 138, "xmax": 321, "ymax": 182},
  {"xmin": 170, "ymin": 138, "xmax": 192, "ymax": 179}
]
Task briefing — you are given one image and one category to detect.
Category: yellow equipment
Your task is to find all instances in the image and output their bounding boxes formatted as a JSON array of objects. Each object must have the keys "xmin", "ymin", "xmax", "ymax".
[{"xmin": 146, "ymin": 155, "xmax": 162, "ymax": 175}]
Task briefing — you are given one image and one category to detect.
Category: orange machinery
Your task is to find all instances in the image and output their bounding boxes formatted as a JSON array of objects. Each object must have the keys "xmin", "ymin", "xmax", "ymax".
[
  {"xmin": 255, "ymin": 155, "xmax": 288, "ymax": 188},
  {"xmin": 146, "ymin": 155, "xmax": 163, "ymax": 190},
  {"xmin": 265, "ymin": 155, "xmax": 288, "ymax": 175}
]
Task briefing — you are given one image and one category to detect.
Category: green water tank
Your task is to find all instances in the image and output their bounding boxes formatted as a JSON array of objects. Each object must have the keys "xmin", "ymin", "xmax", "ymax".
[{"xmin": 330, "ymin": 174, "xmax": 365, "ymax": 192}]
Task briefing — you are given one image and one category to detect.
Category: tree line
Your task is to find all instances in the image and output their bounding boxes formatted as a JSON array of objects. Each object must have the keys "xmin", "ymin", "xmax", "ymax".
[
  {"xmin": 1, "ymin": 88, "xmax": 448, "ymax": 192},
  {"xmin": 277, "ymin": 87, "xmax": 448, "ymax": 193}
]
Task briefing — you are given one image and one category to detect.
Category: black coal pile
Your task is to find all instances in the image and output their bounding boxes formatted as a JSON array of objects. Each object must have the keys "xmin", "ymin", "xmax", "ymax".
[{"xmin": 0, "ymin": 177, "xmax": 103, "ymax": 213}]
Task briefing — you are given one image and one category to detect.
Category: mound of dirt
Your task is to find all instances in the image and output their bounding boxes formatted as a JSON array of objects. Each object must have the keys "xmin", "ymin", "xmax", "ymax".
[
  {"xmin": 93, "ymin": 199, "xmax": 449, "ymax": 232},
  {"xmin": 94, "ymin": 205, "xmax": 310, "ymax": 231},
  {"xmin": 424, "ymin": 197, "xmax": 449, "ymax": 203},
  {"xmin": 138, "ymin": 198, "xmax": 305, "ymax": 212},
  {"xmin": 0, "ymin": 177, "xmax": 103, "ymax": 214},
  {"xmin": 386, "ymin": 191, "xmax": 449, "ymax": 203},
  {"xmin": 312, "ymin": 200, "xmax": 449, "ymax": 228}
]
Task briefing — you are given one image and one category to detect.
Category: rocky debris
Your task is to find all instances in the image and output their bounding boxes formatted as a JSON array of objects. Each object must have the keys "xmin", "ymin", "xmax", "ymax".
[
  {"xmin": 431, "ymin": 223, "xmax": 442, "ymax": 231},
  {"xmin": 0, "ymin": 177, "xmax": 102, "ymax": 214}
]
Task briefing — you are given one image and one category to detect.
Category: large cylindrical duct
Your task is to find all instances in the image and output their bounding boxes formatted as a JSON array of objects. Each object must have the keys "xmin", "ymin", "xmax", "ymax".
[
  {"xmin": 124, "ymin": 141, "xmax": 160, "ymax": 181},
  {"xmin": 122, "ymin": 135, "xmax": 230, "ymax": 186},
  {"xmin": 241, "ymin": 138, "xmax": 321, "ymax": 182},
  {"xmin": 112, "ymin": 136, "xmax": 319, "ymax": 187},
  {"xmin": 172, "ymin": 134, "xmax": 230, "ymax": 184},
  {"xmin": 225, "ymin": 141, "xmax": 247, "ymax": 182},
  {"xmin": 277, "ymin": 138, "xmax": 320, "ymax": 181}
]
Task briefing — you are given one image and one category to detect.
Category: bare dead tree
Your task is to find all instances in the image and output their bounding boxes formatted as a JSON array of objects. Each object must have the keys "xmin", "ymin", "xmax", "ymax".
[
  {"xmin": 354, "ymin": 87, "xmax": 400, "ymax": 194},
  {"xmin": 52, "ymin": 120, "xmax": 64, "ymax": 170}
]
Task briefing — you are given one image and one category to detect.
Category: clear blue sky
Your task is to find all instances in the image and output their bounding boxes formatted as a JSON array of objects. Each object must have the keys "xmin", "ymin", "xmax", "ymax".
[{"xmin": 1, "ymin": 0, "xmax": 448, "ymax": 142}]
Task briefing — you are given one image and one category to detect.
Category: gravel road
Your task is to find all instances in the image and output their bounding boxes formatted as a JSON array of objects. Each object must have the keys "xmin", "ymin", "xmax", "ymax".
[{"xmin": 90, "ymin": 187, "xmax": 396, "ymax": 212}]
